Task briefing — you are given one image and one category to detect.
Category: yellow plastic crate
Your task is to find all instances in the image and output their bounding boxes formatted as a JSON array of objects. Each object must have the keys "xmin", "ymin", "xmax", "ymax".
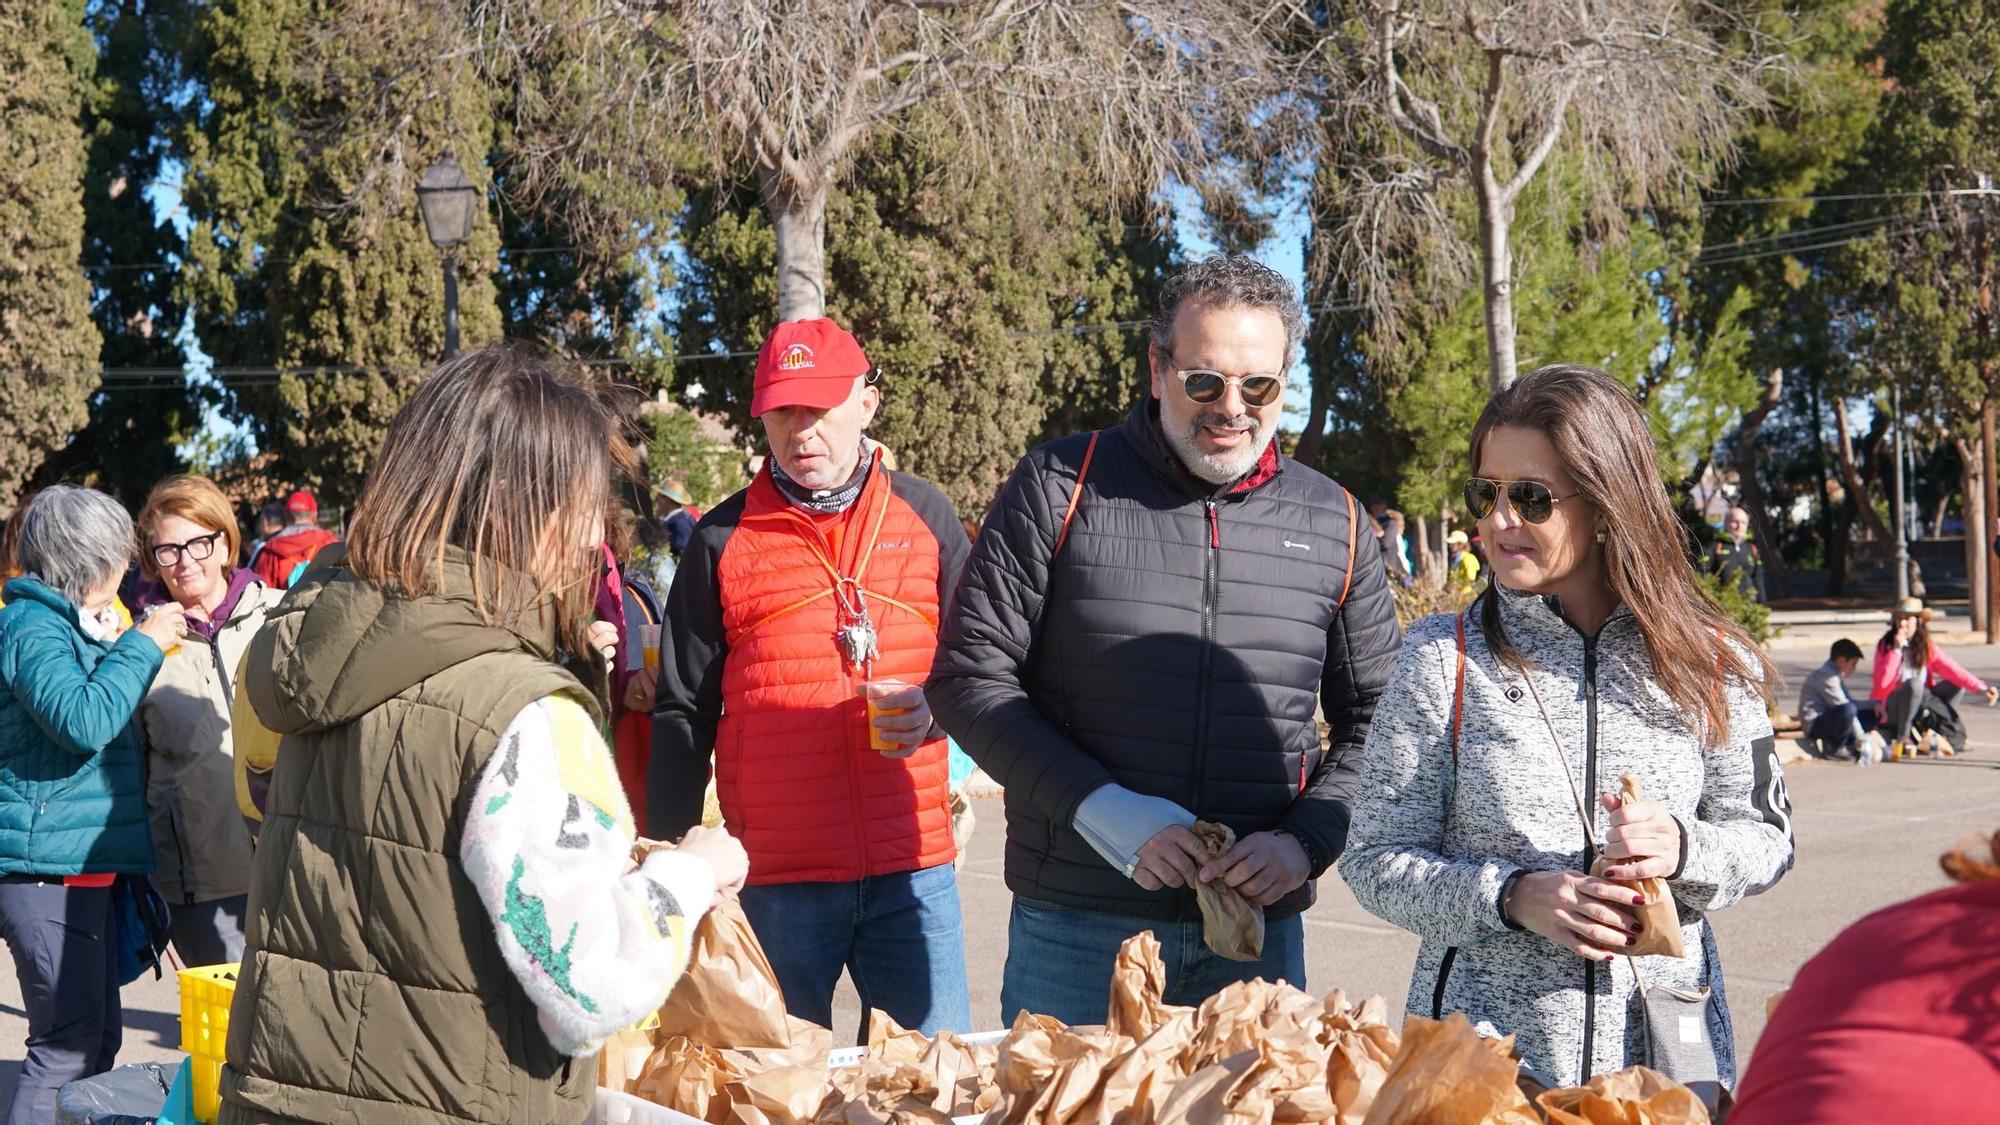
[{"xmin": 179, "ymin": 962, "xmax": 239, "ymax": 1124}]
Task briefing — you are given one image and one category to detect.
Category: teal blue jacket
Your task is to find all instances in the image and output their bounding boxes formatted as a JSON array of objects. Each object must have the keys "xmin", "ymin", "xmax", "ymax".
[{"xmin": 0, "ymin": 576, "xmax": 163, "ymax": 876}]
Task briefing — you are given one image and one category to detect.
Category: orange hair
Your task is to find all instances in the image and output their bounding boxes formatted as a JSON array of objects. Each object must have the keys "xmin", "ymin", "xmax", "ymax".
[
  {"xmin": 1941, "ymin": 829, "xmax": 2000, "ymax": 884},
  {"xmin": 137, "ymin": 475, "xmax": 242, "ymax": 578}
]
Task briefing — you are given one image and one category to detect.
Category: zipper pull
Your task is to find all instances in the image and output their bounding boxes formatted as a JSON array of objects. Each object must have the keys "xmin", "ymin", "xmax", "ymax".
[{"xmin": 1205, "ymin": 500, "xmax": 1220, "ymax": 548}]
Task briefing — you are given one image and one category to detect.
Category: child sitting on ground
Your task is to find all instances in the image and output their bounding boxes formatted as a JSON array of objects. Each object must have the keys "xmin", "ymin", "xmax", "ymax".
[{"xmin": 1799, "ymin": 638, "xmax": 1883, "ymax": 762}]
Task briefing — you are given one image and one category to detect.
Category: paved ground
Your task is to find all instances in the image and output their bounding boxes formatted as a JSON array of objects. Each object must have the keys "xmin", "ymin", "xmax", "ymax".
[{"xmin": 7, "ymin": 646, "xmax": 1998, "ymax": 1115}]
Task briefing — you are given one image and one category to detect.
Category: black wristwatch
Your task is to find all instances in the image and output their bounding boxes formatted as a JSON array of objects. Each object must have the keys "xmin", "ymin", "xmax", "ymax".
[{"xmin": 1272, "ymin": 826, "xmax": 1325, "ymax": 875}]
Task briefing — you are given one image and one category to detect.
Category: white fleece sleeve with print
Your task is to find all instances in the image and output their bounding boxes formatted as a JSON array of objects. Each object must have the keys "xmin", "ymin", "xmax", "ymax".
[{"xmin": 460, "ymin": 693, "xmax": 718, "ymax": 1056}]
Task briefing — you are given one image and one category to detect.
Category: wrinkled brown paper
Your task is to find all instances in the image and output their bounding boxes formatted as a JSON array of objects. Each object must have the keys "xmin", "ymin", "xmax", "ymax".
[
  {"xmin": 1321, "ymin": 991, "xmax": 1401, "ymax": 1125},
  {"xmin": 1362, "ymin": 1014, "xmax": 1541, "ymax": 1125},
  {"xmin": 657, "ymin": 894, "xmax": 815, "ymax": 1050},
  {"xmin": 630, "ymin": 925, "xmax": 1715, "ymax": 1125},
  {"xmin": 1537, "ymin": 1066, "xmax": 1711, "ymax": 1125},
  {"xmin": 599, "ymin": 1023, "xmax": 657, "ymax": 1095},
  {"xmin": 1191, "ymin": 821, "xmax": 1265, "ymax": 962},
  {"xmin": 1587, "ymin": 775, "xmax": 1687, "ymax": 959}
]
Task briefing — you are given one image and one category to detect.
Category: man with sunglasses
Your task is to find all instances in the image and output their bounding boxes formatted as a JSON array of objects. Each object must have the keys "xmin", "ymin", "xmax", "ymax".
[{"xmin": 931, "ymin": 255, "xmax": 1403, "ymax": 1025}]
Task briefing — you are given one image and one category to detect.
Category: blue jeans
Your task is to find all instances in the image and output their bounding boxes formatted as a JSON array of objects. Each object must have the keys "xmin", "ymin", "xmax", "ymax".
[
  {"xmin": 1806, "ymin": 702, "xmax": 1877, "ymax": 753},
  {"xmin": 738, "ymin": 864, "xmax": 970, "ymax": 1041},
  {"xmin": 1000, "ymin": 896, "xmax": 1307, "ymax": 1027}
]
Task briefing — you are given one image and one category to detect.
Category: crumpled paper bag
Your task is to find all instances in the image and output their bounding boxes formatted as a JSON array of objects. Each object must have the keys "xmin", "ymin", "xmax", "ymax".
[
  {"xmin": 820, "ymin": 1013, "xmax": 999, "ymax": 1123},
  {"xmin": 986, "ymin": 1009, "xmax": 1137, "ymax": 1124},
  {"xmin": 599, "ymin": 1023, "xmax": 658, "ymax": 1094},
  {"xmin": 1361, "ymin": 1014, "xmax": 1540, "ymax": 1125},
  {"xmin": 1105, "ymin": 931, "xmax": 1194, "ymax": 1042},
  {"xmin": 1536, "ymin": 1066, "xmax": 1711, "ymax": 1125},
  {"xmin": 634, "ymin": 1036, "xmax": 741, "ymax": 1122},
  {"xmin": 1192, "ymin": 821, "xmax": 1266, "ymax": 962},
  {"xmin": 1319, "ymin": 991, "xmax": 1400, "ymax": 1125},
  {"xmin": 657, "ymin": 893, "xmax": 813, "ymax": 1050},
  {"xmin": 1586, "ymin": 775, "xmax": 1686, "ymax": 959}
]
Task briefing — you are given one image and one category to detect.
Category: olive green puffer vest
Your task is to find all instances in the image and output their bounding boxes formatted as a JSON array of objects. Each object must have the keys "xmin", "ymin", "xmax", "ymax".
[{"xmin": 218, "ymin": 549, "xmax": 600, "ymax": 1125}]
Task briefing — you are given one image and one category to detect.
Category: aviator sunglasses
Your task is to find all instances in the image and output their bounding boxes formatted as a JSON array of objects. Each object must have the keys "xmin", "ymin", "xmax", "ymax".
[{"xmin": 1462, "ymin": 477, "xmax": 1578, "ymax": 525}]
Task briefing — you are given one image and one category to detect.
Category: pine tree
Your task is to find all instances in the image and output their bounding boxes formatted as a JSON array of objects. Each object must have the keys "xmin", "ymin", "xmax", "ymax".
[
  {"xmin": 0, "ymin": 0, "xmax": 104, "ymax": 509},
  {"xmin": 179, "ymin": 0, "xmax": 503, "ymax": 507},
  {"xmin": 34, "ymin": 0, "xmax": 199, "ymax": 506},
  {"xmin": 673, "ymin": 111, "xmax": 1172, "ymax": 517}
]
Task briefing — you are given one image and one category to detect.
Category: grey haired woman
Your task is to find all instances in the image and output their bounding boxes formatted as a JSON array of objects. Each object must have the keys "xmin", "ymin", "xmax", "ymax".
[{"xmin": 0, "ymin": 486, "xmax": 185, "ymax": 1125}]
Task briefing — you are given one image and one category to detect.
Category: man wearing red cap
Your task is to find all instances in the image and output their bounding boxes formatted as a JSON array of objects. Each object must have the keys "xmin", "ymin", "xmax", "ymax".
[
  {"xmin": 650, "ymin": 317, "xmax": 972, "ymax": 1038},
  {"xmin": 249, "ymin": 490, "xmax": 340, "ymax": 590}
]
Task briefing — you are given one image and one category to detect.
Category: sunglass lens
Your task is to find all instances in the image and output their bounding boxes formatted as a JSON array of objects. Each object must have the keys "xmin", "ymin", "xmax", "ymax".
[
  {"xmin": 1509, "ymin": 481, "xmax": 1555, "ymax": 523},
  {"xmin": 1241, "ymin": 376, "xmax": 1283, "ymax": 407},
  {"xmin": 1463, "ymin": 479, "xmax": 1498, "ymax": 520},
  {"xmin": 1182, "ymin": 371, "xmax": 1224, "ymax": 404}
]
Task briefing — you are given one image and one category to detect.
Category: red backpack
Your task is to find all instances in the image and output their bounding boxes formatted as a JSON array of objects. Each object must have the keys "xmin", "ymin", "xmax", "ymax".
[{"xmin": 253, "ymin": 527, "xmax": 341, "ymax": 589}]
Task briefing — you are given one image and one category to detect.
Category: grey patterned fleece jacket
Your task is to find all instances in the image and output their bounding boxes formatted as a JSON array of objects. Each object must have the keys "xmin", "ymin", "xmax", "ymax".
[{"xmin": 1338, "ymin": 586, "xmax": 1794, "ymax": 1089}]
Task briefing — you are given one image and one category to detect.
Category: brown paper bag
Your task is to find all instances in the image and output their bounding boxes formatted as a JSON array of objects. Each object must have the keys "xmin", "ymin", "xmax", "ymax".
[
  {"xmin": 1588, "ymin": 775, "xmax": 1686, "ymax": 959},
  {"xmin": 1105, "ymin": 932, "xmax": 1195, "ymax": 1042},
  {"xmin": 1073, "ymin": 1012, "xmax": 1198, "ymax": 1123},
  {"xmin": 1361, "ymin": 1014, "xmax": 1540, "ymax": 1125},
  {"xmin": 634, "ymin": 1035, "xmax": 747, "ymax": 1123},
  {"xmin": 726, "ymin": 1064, "xmax": 834, "ymax": 1125},
  {"xmin": 658, "ymin": 894, "xmax": 801, "ymax": 1049},
  {"xmin": 1192, "ymin": 821, "xmax": 1266, "ymax": 962},
  {"xmin": 1319, "ymin": 991, "xmax": 1400, "ymax": 1125},
  {"xmin": 987, "ymin": 1009, "xmax": 1134, "ymax": 1124},
  {"xmin": 599, "ymin": 1024, "xmax": 659, "ymax": 1094},
  {"xmin": 1154, "ymin": 1048, "xmax": 1270, "ymax": 1124},
  {"xmin": 1537, "ymin": 1066, "xmax": 1711, "ymax": 1125}
]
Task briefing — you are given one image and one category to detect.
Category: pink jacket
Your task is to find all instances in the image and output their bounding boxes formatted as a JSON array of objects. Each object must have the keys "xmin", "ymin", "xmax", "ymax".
[{"xmin": 1871, "ymin": 639, "xmax": 1986, "ymax": 703}]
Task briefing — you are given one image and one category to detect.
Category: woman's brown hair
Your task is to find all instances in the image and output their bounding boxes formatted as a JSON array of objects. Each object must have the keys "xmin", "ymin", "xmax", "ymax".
[
  {"xmin": 1943, "ymin": 829, "xmax": 2000, "ymax": 883},
  {"xmin": 1, "ymin": 488, "xmax": 39, "ymax": 580},
  {"xmin": 1878, "ymin": 615, "xmax": 1932, "ymax": 672},
  {"xmin": 1470, "ymin": 364, "xmax": 1779, "ymax": 745},
  {"xmin": 137, "ymin": 475, "xmax": 242, "ymax": 578},
  {"xmin": 345, "ymin": 342, "xmax": 638, "ymax": 657}
]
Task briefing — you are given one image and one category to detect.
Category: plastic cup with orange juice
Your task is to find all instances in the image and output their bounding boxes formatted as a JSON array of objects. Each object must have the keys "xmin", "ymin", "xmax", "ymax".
[{"xmin": 858, "ymin": 678, "xmax": 917, "ymax": 752}]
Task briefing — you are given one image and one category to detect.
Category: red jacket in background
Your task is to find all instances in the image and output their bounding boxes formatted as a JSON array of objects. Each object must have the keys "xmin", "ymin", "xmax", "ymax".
[
  {"xmin": 251, "ymin": 525, "xmax": 341, "ymax": 590},
  {"xmin": 1730, "ymin": 878, "xmax": 2000, "ymax": 1123}
]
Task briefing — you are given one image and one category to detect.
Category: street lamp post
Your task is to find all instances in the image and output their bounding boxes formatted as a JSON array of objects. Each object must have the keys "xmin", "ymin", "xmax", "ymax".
[{"xmin": 416, "ymin": 155, "xmax": 478, "ymax": 359}]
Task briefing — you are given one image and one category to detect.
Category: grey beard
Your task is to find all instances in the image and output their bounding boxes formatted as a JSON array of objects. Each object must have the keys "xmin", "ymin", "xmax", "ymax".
[{"xmin": 1166, "ymin": 411, "xmax": 1276, "ymax": 485}]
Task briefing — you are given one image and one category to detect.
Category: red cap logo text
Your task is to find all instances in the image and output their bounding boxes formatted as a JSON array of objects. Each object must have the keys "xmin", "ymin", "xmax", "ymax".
[{"xmin": 777, "ymin": 343, "xmax": 816, "ymax": 371}]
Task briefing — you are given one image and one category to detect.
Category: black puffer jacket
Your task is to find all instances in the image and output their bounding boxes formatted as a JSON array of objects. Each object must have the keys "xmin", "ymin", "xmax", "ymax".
[{"xmin": 930, "ymin": 398, "xmax": 1402, "ymax": 921}]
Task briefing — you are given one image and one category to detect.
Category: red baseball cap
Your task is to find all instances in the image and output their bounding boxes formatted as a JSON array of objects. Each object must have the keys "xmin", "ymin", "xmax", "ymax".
[
  {"xmin": 750, "ymin": 318, "xmax": 870, "ymax": 417},
  {"xmin": 285, "ymin": 489, "xmax": 318, "ymax": 514}
]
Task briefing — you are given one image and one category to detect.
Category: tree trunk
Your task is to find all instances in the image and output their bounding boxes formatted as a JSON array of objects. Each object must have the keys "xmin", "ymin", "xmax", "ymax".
[
  {"xmin": 1474, "ymin": 179, "xmax": 1517, "ymax": 396},
  {"xmin": 760, "ymin": 171, "xmax": 829, "ymax": 322},
  {"xmin": 1292, "ymin": 353, "xmax": 1332, "ymax": 468},
  {"xmin": 1832, "ymin": 396, "xmax": 1893, "ymax": 545},
  {"xmin": 1733, "ymin": 368, "xmax": 1788, "ymax": 598},
  {"xmin": 1985, "ymin": 399, "xmax": 1999, "ymax": 643},
  {"xmin": 1960, "ymin": 438, "xmax": 1987, "ymax": 633}
]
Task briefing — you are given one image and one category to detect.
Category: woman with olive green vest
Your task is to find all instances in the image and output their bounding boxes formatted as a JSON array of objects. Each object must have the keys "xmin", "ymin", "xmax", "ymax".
[{"xmin": 218, "ymin": 344, "xmax": 748, "ymax": 1125}]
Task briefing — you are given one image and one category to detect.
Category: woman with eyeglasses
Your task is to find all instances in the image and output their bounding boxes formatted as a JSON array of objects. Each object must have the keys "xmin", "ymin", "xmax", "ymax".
[
  {"xmin": 1338, "ymin": 364, "xmax": 1795, "ymax": 1094},
  {"xmin": 131, "ymin": 475, "xmax": 282, "ymax": 966}
]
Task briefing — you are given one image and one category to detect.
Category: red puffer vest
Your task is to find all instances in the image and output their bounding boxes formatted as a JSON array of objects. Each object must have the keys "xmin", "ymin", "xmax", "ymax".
[{"xmin": 714, "ymin": 459, "xmax": 954, "ymax": 884}]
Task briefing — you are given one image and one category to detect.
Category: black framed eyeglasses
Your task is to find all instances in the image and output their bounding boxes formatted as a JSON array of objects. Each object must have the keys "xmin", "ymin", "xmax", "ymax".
[
  {"xmin": 1462, "ymin": 477, "xmax": 1579, "ymax": 525},
  {"xmin": 149, "ymin": 530, "xmax": 225, "ymax": 569}
]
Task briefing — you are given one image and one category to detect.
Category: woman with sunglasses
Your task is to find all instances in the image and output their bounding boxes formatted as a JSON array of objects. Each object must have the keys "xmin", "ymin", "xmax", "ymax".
[
  {"xmin": 1340, "ymin": 364, "xmax": 1794, "ymax": 1093},
  {"xmin": 131, "ymin": 475, "xmax": 283, "ymax": 966}
]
